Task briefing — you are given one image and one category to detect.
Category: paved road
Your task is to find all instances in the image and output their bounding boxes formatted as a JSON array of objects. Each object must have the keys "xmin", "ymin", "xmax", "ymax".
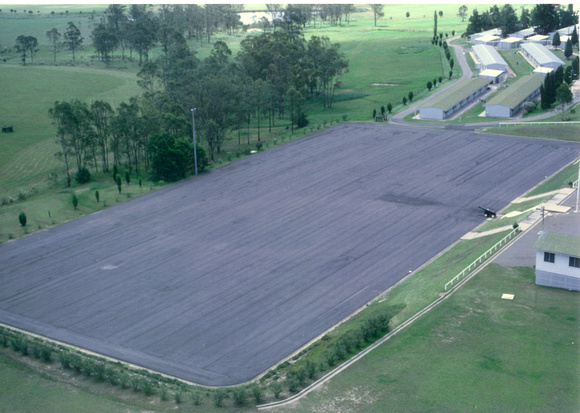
[{"xmin": 0, "ymin": 124, "xmax": 577, "ymax": 386}]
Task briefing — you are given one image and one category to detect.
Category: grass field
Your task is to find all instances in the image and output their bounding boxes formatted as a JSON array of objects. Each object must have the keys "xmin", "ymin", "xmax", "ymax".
[{"xmin": 275, "ymin": 264, "xmax": 580, "ymax": 413}]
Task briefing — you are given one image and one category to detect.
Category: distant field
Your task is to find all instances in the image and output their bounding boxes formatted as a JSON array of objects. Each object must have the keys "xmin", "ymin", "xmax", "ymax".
[
  {"xmin": 0, "ymin": 65, "xmax": 140, "ymax": 198},
  {"xmin": 274, "ymin": 264, "xmax": 580, "ymax": 413}
]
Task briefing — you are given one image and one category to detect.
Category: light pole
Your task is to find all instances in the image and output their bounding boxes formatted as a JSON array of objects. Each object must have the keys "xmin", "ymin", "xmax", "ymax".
[
  {"xmin": 191, "ymin": 108, "xmax": 198, "ymax": 175},
  {"xmin": 576, "ymin": 155, "xmax": 580, "ymax": 212}
]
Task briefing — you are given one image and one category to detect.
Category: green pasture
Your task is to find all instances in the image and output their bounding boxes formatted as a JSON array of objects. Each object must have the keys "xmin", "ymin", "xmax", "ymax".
[
  {"xmin": 0, "ymin": 64, "xmax": 140, "ymax": 198},
  {"xmin": 276, "ymin": 265, "xmax": 580, "ymax": 413}
]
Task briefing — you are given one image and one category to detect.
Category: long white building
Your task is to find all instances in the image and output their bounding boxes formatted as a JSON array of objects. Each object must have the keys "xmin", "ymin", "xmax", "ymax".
[
  {"xmin": 473, "ymin": 44, "xmax": 508, "ymax": 71},
  {"xmin": 484, "ymin": 75, "xmax": 543, "ymax": 118},
  {"xmin": 521, "ymin": 42, "xmax": 565, "ymax": 70},
  {"xmin": 419, "ymin": 78, "xmax": 490, "ymax": 120}
]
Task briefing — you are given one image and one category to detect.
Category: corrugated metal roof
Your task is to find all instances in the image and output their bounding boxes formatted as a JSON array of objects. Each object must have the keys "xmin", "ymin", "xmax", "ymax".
[
  {"xmin": 500, "ymin": 37, "xmax": 522, "ymax": 44},
  {"xmin": 473, "ymin": 44, "xmax": 508, "ymax": 67},
  {"xmin": 534, "ymin": 231, "xmax": 580, "ymax": 257},
  {"xmin": 484, "ymin": 75, "xmax": 543, "ymax": 109},
  {"xmin": 522, "ymin": 42, "xmax": 564, "ymax": 66},
  {"xmin": 421, "ymin": 78, "xmax": 490, "ymax": 111}
]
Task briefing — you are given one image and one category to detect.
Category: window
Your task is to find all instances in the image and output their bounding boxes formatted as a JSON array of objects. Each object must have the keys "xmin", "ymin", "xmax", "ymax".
[
  {"xmin": 544, "ymin": 252, "xmax": 555, "ymax": 263},
  {"xmin": 570, "ymin": 256, "xmax": 580, "ymax": 268}
]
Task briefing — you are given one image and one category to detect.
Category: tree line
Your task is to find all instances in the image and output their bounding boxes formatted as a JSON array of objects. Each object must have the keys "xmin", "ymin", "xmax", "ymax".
[
  {"xmin": 465, "ymin": 4, "xmax": 578, "ymax": 37},
  {"xmin": 48, "ymin": 4, "xmax": 349, "ymax": 184}
]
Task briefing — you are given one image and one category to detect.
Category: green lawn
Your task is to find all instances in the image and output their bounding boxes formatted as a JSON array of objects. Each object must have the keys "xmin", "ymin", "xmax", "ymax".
[
  {"xmin": 275, "ymin": 265, "xmax": 580, "ymax": 413},
  {"xmin": 499, "ymin": 48, "xmax": 534, "ymax": 76}
]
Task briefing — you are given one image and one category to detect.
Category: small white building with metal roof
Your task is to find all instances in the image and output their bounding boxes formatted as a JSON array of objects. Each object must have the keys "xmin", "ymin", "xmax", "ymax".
[
  {"xmin": 473, "ymin": 44, "xmax": 508, "ymax": 71},
  {"xmin": 419, "ymin": 78, "xmax": 490, "ymax": 120},
  {"xmin": 474, "ymin": 35, "xmax": 500, "ymax": 46},
  {"xmin": 533, "ymin": 66, "xmax": 554, "ymax": 76},
  {"xmin": 509, "ymin": 27, "xmax": 535, "ymax": 39},
  {"xmin": 498, "ymin": 37, "xmax": 523, "ymax": 49},
  {"xmin": 534, "ymin": 231, "xmax": 580, "ymax": 291},
  {"xmin": 470, "ymin": 28, "xmax": 502, "ymax": 43},
  {"xmin": 526, "ymin": 34, "xmax": 550, "ymax": 45},
  {"xmin": 479, "ymin": 69, "xmax": 505, "ymax": 84},
  {"xmin": 484, "ymin": 75, "xmax": 543, "ymax": 118},
  {"xmin": 521, "ymin": 42, "xmax": 565, "ymax": 70}
]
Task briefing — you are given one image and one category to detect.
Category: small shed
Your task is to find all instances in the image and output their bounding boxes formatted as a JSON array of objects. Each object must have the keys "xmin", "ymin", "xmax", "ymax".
[
  {"xmin": 526, "ymin": 34, "xmax": 550, "ymax": 45},
  {"xmin": 533, "ymin": 66, "xmax": 554, "ymax": 76},
  {"xmin": 534, "ymin": 231, "xmax": 580, "ymax": 291},
  {"xmin": 474, "ymin": 35, "xmax": 501, "ymax": 46},
  {"xmin": 479, "ymin": 69, "xmax": 505, "ymax": 84},
  {"xmin": 470, "ymin": 28, "xmax": 502, "ymax": 43},
  {"xmin": 498, "ymin": 37, "xmax": 522, "ymax": 49},
  {"xmin": 509, "ymin": 27, "xmax": 535, "ymax": 39},
  {"xmin": 484, "ymin": 75, "xmax": 543, "ymax": 118}
]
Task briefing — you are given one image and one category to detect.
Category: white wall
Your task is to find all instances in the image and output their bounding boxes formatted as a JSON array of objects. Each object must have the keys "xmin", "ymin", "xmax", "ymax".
[{"xmin": 536, "ymin": 251, "xmax": 580, "ymax": 278}]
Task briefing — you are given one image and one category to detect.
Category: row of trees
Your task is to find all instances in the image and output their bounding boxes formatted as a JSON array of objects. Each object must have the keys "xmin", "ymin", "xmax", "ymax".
[
  {"xmin": 465, "ymin": 4, "xmax": 578, "ymax": 37},
  {"xmin": 133, "ymin": 22, "xmax": 347, "ymax": 162},
  {"xmin": 540, "ymin": 58, "xmax": 578, "ymax": 114},
  {"xmin": 49, "ymin": 10, "xmax": 349, "ymax": 182}
]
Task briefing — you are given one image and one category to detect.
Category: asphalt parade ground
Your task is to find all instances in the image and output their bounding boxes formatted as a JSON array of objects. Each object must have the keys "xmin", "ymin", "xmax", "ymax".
[{"xmin": 0, "ymin": 123, "xmax": 578, "ymax": 385}]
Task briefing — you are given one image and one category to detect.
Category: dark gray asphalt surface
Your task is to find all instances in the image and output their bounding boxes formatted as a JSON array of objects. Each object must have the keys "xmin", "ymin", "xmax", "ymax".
[{"xmin": 1, "ymin": 123, "xmax": 578, "ymax": 385}]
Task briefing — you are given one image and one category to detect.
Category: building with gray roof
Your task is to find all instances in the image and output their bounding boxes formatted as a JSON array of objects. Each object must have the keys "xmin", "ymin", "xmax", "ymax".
[
  {"xmin": 419, "ymin": 78, "xmax": 490, "ymax": 120},
  {"xmin": 469, "ymin": 28, "xmax": 502, "ymax": 43},
  {"xmin": 521, "ymin": 42, "xmax": 565, "ymax": 70},
  {"xmin": 473, "ymin": 44, "xmax": 508, "ymax": 71},
  {"xmin": 484, "ymin": 75, "xmax": 543, "ymax": 118},
  {"xmin": 498, "ymin": 37, "xmax": 522, "ymax": 49},
  {"xmin": 509, "ymin": 27, "xmax": 535, "ymax": 39}
]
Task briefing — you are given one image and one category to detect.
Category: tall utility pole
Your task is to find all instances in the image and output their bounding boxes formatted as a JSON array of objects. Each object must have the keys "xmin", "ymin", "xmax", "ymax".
[
  {"xmin": 191, "ymin": 108, "xmax": 198, "ymax": 175},
  {"xmin": 576, "ymin": 159, "xmax": 580, "ymax": 212}
]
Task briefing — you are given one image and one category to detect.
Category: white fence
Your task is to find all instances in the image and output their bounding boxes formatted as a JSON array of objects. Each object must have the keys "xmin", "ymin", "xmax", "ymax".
[
  {"xmin": 498, "ymin": 121, "xmax": 580, "ymax": 127},
  {"xmin": 444, "ymin": 228, "xmax": 520, "ymax": 291}
]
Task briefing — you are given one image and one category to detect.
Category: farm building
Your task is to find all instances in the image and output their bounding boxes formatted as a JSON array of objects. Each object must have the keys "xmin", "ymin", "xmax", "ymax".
[
  {"xmin": 479, "ymin": 69, "xmax": 505, "ymax": 84},
  {"xmin": 521, "ymin": 42, "xmax": 565, "ymax": 70},
  {"xmin": 473, "ymin": 44, "xmax": 508, "ymax": 71},
  {"xmin": 508, "ymin": 27, "xmax": 535, "ymax": 39},
  {"xmin": 483, "ymin": 75, "xmax": 543, "ymax": 118},
  {"xmin": 498, "ymin": 37, "xmax": 523, "ymax": 49},
  {"xmin": 526, "ymin": 34, "xmax": 550, "ymax": 45},
  {"xmin": 419, "ymin": 77, "xmax": 490, "ymax": 120},
  {"xmin": 534, "ymin": 231, "xmax": 580, "ymax": 291},
  {"xmin": 469, "ymin": 28, "xmax": 502, "ymax": 43}
]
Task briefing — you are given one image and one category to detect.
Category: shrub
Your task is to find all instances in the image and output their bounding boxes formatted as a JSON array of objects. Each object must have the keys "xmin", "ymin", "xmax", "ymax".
[
  {"xmin": 174, "ymin": 391, "xmax": 183, "ymax": 404},
  {"xmin": 72, "ymin": 193, "xmax": 78, "ymax": 210},
  {"xmin": 125, "ymin": 171, "xmax": 130, "ymax": 184},
  {"xmin": 41, "ymin": 346, "xmax": 52, "ymax": 363},
  {"xmin": 18, "ymin": 212, "xmax": 27, "ymax": 227},
  {"xmin": 297, "ymin": 111, "xmax": 309, "ymax": 128},
  {"xmin": 160, "ymin": 388, "xmax": 169, "ymax": 401},
  {"xmin": 250, "ymin": 383, "xmax": 263, "ymax": 404},
  {"xmin": 138, "ymin": 177, "xmax": 142, "ymax": 188},
  {"xmin": 233, "ymin": 387, "xmax": 247, "ymax": 407},
  {"xmin": 286, "ymin": 375, "xmax": 300, "ymax": 393},
  {"xmin": 270, "ymin": 381, "xmax": 283, "ymax": 399},
  {"xmin": 75, "ymin": 167, "xmax": 91, "ymax": 184},
  {"xmin": 112, "ymin": 164, "xmax": 118, "ymax": 181},
  {"xmin": 191, "ymin": 391, "xmax": 202, "ymax": 405},
  {"xmin": 95, "ymin": 190, "xmax": 99, "ymax": 202},
  {"xmin": 116, "ymin": 175, "xmax": 122, "ymax": 193},
  {"xmin": 213, "ymin": 388, "xmax": 227, "ymax": 407}
]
